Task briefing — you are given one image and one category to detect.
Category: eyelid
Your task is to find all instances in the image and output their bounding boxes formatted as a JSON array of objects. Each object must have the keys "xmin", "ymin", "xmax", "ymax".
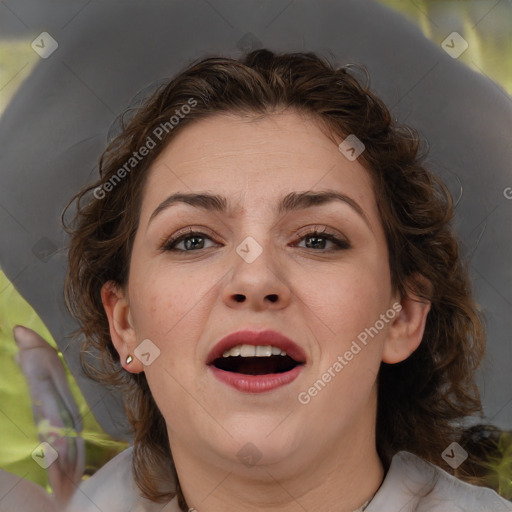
[
  {"xmin": 294, "ymin": 224, "xmax": 349, "ymax": 241},
  {"xmin": 294, "ymin": 224, "xmax": 343, "ymax": 238}
]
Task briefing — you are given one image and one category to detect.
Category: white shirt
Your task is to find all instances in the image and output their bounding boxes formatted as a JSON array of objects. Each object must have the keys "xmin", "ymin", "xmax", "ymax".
[{"xmin": 66, "ymin": 447, "xmax": 512, "ymax": 512}]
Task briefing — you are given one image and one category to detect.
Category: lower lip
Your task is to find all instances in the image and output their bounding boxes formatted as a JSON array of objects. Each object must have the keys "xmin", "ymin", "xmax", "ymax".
[{"xmin": 208, "ymin": 365, "xmax": 303, "ymax": 393}]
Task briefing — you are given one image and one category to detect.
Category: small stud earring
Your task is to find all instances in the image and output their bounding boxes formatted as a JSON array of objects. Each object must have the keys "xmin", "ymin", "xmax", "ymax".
[{"xmin": 126, "ymin": 355, "xmax": 133, "ymax": 365}]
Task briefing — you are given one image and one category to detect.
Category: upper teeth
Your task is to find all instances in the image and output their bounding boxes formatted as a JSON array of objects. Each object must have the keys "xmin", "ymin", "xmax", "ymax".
[{"xmin": 222, "ymin": 344, "xmax": 287, "ymax": 358}]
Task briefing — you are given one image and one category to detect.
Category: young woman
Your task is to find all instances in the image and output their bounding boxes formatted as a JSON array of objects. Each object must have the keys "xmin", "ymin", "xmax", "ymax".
[{"xmin": 63, "ymin": 49, "xmax": 512, "ymax": 511}]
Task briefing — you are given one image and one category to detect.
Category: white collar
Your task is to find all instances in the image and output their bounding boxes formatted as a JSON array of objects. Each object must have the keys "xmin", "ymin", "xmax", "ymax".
[{"xmin": 67, "ymin": 449, "xmax": 512, "ymax": 512}]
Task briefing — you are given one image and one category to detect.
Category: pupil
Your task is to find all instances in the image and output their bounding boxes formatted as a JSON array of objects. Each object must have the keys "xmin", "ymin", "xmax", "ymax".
[
  {"xmin": 306, "ymin": 236, "xmax": 325, "ymax": 249},
  {"xmin": 185, "ymin": 236, "xmax": 204, "ymax": 250}
]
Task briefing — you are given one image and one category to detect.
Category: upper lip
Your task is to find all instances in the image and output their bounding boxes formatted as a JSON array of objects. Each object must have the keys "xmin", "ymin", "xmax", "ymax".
[{"xmin": 206, "ymin": 329, "xmax": 307, "ymax": 365}]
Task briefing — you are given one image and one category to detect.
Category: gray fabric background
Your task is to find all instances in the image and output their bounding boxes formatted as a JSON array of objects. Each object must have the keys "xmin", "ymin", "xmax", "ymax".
[{"xmin": 0, "ymin": 0, "xmax": 510, "ymax": 439}]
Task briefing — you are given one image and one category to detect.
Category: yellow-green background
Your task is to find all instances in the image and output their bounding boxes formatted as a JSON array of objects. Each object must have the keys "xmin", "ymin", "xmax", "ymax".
[{"xmin": 0, "ymin": 271, "xmax": 127, "ymax": 491}]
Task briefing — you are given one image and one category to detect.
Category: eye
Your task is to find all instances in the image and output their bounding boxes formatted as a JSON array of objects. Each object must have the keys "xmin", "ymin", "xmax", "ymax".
[
  {"xmin": 160, "ymin": 226, "xmax": 351, "ymax": 253},
  {"xmin": 160, "ymin": 227, "xmax": 219, "ymax": 252},
  {"xmin": 294, "ymin": 226, "xmax": 351, "ymax": 251}
]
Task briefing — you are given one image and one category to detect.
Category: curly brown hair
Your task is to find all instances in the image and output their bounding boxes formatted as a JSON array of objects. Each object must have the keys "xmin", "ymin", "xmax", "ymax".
[{"xmin": 62, "ymin": 48, "xmax": 486, "ymax": 509}]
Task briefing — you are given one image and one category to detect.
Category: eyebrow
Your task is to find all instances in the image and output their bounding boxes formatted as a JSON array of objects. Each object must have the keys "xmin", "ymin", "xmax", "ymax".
[{"xmin": 147, "ymin": 190, "xmax": 372, "ymax": 230}]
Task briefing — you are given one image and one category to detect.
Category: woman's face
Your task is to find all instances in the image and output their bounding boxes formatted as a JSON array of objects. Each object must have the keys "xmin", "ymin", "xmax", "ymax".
[{"xmin": 115, "ymin": 110, "xmax": 405, "ymax": 475}]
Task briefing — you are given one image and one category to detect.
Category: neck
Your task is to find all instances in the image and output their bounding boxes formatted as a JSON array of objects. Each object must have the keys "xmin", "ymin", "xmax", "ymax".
[{"xmin": 169, "ymin": 408, "xmax": 384, "ymax": 512}]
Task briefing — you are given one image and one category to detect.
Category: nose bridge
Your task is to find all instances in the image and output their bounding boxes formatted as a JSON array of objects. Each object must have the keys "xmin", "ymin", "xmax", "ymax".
[
  {"xmin": 231, "ymin": 204, "xmax": 275, "ymax": 267},
  {"xmin": 233, "ymin": 230, "xmax": 277, "ymax": 282},
  {"xmin": 222, "ymin": 224, "xmax": 291, "ymax": 309}
]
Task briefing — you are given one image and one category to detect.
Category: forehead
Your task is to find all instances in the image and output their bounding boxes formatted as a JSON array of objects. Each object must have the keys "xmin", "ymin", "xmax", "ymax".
[
  {"xmin": 152, "ymin": 109, "xmax": 344, "ymax": 171},
  {"xmin": 140, "ymin": 110, "xmax": 379, "ymax": 225}
]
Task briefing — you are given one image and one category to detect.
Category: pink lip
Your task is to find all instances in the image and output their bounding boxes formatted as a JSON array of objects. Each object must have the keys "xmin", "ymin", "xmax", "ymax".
[
  {"xmin": 209, "ymin": 365, "xmax": 304, "ymax": 393},
  {"xmin": 206, "ymin": 329, "xmax": 307, "ymax": 394},
  {"xmin": 206, "ymin": 329, "xmax": 307, "ymax": 365}
]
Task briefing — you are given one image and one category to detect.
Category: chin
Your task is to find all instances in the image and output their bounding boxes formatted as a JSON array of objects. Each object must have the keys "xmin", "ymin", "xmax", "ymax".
[{"xmin": 208, "ymin": 422, "xmax": 305, "ymax": 469}]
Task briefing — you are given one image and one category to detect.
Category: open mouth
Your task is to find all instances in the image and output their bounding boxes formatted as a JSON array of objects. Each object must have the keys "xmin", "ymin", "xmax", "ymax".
[
  {"xmin": 207, "ymin": 337, "xmax": 306, "ymax": 392},
  {"xmin": 210, "ymin": 344, "xmax": 303, "ymax": 375},
  {"xmin": 212, "ymin": 354, "xmax": 300, "ymax": 375}
]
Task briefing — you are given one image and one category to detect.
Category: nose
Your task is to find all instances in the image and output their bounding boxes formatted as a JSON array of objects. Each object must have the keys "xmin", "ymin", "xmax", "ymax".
[{"xmin": 221, "ymin": 236, "xmax": 292, "ymax": 311}]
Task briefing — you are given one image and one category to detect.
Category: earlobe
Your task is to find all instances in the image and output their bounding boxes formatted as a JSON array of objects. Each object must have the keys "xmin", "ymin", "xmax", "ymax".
[
  {"xmin": 100, "ymin": 281, "xmax": 143, "ymax": 373},
  {"xmin": 382, "ymin": 275, "xmax": 432, "ymax": 364}
]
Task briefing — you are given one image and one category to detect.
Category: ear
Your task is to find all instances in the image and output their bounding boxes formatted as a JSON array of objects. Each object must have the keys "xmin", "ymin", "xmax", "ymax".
[
  {"xmin": 382, "ymin": 274, "xmax": 432, "ymax": 364},
  {"xmin": 100, "ymin": 280, "xmax": 143, "ymax": 373}
]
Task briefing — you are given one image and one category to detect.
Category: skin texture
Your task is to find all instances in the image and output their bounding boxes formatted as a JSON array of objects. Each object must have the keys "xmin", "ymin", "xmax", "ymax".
[{"xmin": 102, "ymin": 110, "xmax": 431, "ymax": 512}]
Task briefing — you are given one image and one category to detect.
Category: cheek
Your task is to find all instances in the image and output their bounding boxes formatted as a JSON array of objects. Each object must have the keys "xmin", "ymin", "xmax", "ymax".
[
  {"xmin": 127, "ymin": 263, "xmax": 219, "ymax": 376},
  {"xmin": 129, "ymin": 262, "xmax": 208, "ymax": 332},
  {"xmin": 298, "ymin": 253, "xmax": 391, "ymax": 335}
]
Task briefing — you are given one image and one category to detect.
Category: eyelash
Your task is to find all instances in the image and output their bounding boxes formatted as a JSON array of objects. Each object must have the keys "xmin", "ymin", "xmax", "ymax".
[
  {"xmin": 295, "ymin": 226, "xmax": 351, "ymax": 251},
  {"xmin": 160, "ymin": 226, "xmax": 351, "ymax": 253}
]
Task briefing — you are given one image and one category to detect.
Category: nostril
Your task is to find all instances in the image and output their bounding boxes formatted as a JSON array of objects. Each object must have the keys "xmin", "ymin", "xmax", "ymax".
[
  {"xmin": 234, "ymin": 294, "xmax": 245, "ymax": 302},
  {"xmin": 266, "ymin": 294, "xmax": 278, "ymax": 303}
]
